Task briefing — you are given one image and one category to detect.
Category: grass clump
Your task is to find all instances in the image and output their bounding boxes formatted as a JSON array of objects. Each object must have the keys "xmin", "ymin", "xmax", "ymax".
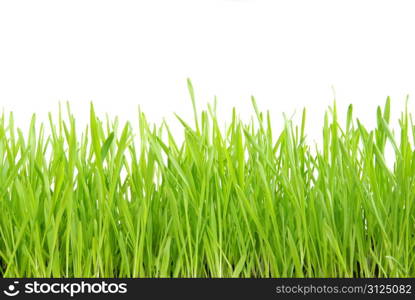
[{"xmin": 1, "ymin": 82, "xmax": 415, "ymax": 278}]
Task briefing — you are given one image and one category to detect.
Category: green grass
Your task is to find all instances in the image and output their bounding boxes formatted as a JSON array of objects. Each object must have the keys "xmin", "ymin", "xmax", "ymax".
[{"xmin": 1, "ymin": 82, "xmax": 415, "ymax": 278}]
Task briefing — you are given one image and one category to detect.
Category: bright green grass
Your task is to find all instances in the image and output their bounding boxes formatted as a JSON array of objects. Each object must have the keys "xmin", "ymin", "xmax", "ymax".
[{"xmin": 1, "ymin": 81, "xmax": 415, "ymax": 278}]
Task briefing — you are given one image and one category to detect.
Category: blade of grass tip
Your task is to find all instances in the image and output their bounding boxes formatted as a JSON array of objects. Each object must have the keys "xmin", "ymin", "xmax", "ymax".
[
  {"xmin": 187, "ymin": 78, "xmax": 200, "ymax": 133},
  {"xmin": 379, "ymin": 116, "xmax": 400, "ymax": 158},
  {"xmin": 101, "ymin": 132, "xmax": 115, "ymax": 163},
  {"xmin": 346, "ymin": 104, "xmax": 353, "ymax": 134},
  {"xmin": 90, "ymin": 102, "xmax": 103, "ymax": 165},
  {"xmin": 251, "ymin": 96, "xmax": 265, "ymax": 133},
  {"xmin": 383, "ymin": 96, "xmax": 391, "ymax": 124}
]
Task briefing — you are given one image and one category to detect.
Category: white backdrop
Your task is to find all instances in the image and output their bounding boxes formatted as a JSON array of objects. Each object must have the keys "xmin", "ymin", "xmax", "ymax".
[{"xmin": 1, "ymin": 0, "xmax": 415, "ymax": 143}]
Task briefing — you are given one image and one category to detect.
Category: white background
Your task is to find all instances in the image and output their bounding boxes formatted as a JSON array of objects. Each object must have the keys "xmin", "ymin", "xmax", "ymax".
[{"xmin": 1, "ymin": 0, "xmax": 415, "ymax": 142}]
